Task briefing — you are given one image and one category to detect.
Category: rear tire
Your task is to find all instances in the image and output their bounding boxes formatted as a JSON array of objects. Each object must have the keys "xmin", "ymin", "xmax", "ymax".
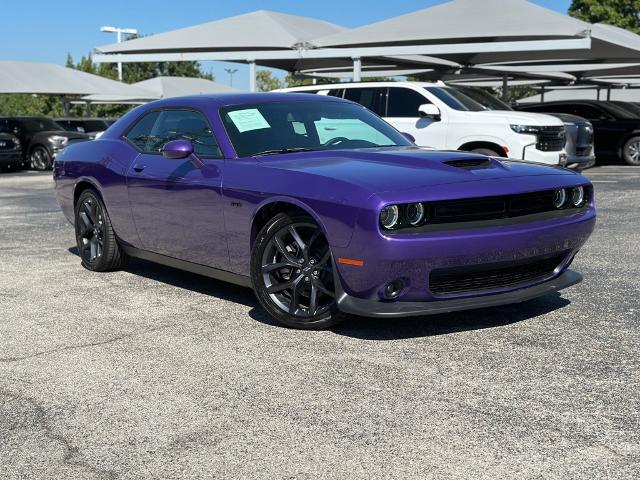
[
  {"xmin": 251, "ymin": 213, "xmax": 346, "ymax": 329},
  {"xmin": 30, "ymin": 145, "xmax": 52, "ymax": 170},
  {"xmin": 622, "ymin": 136, "xmax": 640, "ymax": 166},
  {"xmin": 74, "ymin": 189, "xmax": 126, "ymax": 271}
]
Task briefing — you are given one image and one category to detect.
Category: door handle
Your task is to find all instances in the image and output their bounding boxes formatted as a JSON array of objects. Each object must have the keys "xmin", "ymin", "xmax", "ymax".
[{"xmin": 133, "ymin": 164, "xmax": 145, "ymax": 173}]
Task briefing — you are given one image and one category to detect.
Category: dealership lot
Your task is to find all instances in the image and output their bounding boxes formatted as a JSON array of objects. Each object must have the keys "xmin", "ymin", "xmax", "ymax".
[{"xmin": 0, "ymin": 168, "xmax": 638, "ymax": 479}]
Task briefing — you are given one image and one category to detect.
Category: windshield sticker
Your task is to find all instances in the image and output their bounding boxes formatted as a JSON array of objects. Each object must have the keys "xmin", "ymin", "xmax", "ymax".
[{"xmin": 227, "ymin": 109, "xmax": 271, "ymax": 133}]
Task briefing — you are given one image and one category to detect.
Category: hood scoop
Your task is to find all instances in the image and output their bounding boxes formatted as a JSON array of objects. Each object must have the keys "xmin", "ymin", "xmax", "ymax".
[{"xmin": 444, "ymin": 157, "xmax": 494, "ymax": 170}]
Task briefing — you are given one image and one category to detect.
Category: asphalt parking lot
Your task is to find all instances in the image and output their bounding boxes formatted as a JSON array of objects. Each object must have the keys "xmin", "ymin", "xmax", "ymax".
[{"xmin": 0, "ymin": 166, "xmax": 638, "ymax": 479}]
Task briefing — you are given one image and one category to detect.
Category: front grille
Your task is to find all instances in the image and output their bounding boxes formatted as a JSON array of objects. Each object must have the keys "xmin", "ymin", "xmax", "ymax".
[
  {"xmin": 429, "ymin": 253, "xmax": 566, "ymax": 295},
  {"xmin": 425, "ymin": 188, "xmax": 589, "ymax": 224},
  {"xmin": 536, "ymin": 126, "xmax": 566, "ymax": 152}
]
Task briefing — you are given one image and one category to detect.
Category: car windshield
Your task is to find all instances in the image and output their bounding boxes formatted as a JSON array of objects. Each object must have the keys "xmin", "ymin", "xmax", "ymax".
[
  {"xmin": 610, "ymin": 101, "xmax": 640, "ymax": 118},
  {"xmin": 221, "ymin": 100, "xmax": 413, "ymax": 157},
  {"xmin": 424, "ymin": 87, "xmax": 487, "ymax": 112},
  {"xmin": 453, "ymin": 86, "xmax": 513, "ymax": 111},
  {"xmin": 19, "ymin": 118, "xmax": 63, "ymax": 132}
]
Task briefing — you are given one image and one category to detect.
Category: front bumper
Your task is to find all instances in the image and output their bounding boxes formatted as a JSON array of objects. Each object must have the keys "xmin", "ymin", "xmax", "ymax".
[
  {"xmin": 336, "ymin": 269, "xmax": 582, "ymax": 318},
  {"xmin": 0, "ymin": 152, "xmax": 22, "ymax": 164},
  {"xmin": 565, "ymin": 154, "xmax": 596, "ymax": 170}
]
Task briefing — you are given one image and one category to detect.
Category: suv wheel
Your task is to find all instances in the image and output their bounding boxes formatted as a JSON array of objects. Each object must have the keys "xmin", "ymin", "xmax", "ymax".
[{"xmin": 30, "ymin": 146, "xmax": 52, "ymax": 170}]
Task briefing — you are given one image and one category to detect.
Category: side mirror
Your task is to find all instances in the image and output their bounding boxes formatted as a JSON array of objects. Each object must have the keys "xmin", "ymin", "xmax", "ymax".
[
  {"xmin": 162, "ymin": 139, "xmax": 193, "ymax": 159},
  {"xmin": 418, "ymin": 103, "xmax": 441, "ymax": 120},
  {"xmin": 402, "ymin": 132, "xmax": 416, "ymax": 143}
]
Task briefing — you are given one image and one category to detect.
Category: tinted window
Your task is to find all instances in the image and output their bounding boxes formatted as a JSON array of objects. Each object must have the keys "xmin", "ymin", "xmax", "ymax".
[
  {"xmin": 424, "ymin": 87, "xmax": 485, "ymax": 111},
  {"xmin": 569, "ymin": 105, "xmax": 607, "ymax": 121},
  {"xmin": 124, "ymin": 111, "xmax": 161, "ymax": 151},
  {"xmin": 327, "ymin": 89, "xmax": 344, "ymax": 98},
  {"xmin": 454, "ymin": 86, "xmax": 512, "ymax": 111},
  {"xmin": 344, "ymin": 88, "xmax": 385, "ymax": 116},
  {"xmin": 16, "ymin": 118, "xmax": 63, "ymax": 132},
  {"xmin": 147, "ymin": 110, "xmax": 222, "ymax": 157},
  {"xmin": 386, "ymin": 87, "xmax": 429, "ymax": 117},
  {"xmin": 221, "ymin": 100, "xmax": 411, "ymax": 157}
]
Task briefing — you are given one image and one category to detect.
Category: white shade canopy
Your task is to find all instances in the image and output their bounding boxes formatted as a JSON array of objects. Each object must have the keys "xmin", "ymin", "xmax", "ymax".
[
  {"xmin": 96, "ymin": 10, "xmax": 346, "ymax": 54},
  {"xmin": 0, "ymin": 61, "xmax": 151, "ymax": 96},
  {"xmin": 518, "ymin": 87, "xmax": 640, "ymax": 103},
  {"xmin": 314, "ymin": 0, "xmax": 640, "ymax": 65},
  {"xmin": 82, "ymin": 76, "xmax": 240, "ymax": 103}
]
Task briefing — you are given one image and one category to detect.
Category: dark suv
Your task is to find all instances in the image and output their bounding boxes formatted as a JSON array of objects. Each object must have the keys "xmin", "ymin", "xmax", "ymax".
[
  {"xmin": 454, "ymin": 86, "xmax": 596, "ymax": 170},
  {"xmin": 516, "ymin": 100, "xmax": 640, "ymax": 166},
  {"xmin": 0, "ymin": 123, "xmax": 22, "ymax": 172},
  {"xmin": 0, "ymin": 117, "xmax": 90, "ymax": 170},
  {"xmin": 54, "ymin": 117, "xmax": 111, "ymax": 137}
]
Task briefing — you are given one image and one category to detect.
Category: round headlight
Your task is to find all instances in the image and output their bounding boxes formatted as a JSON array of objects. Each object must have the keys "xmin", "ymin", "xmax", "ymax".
[
  {"xmin": 380, "ymin": 205, "xmax": 399, "ymax": 230},
  {"xmin": 571, "ymin": 186, "xmax": 585, "ymax": 207},
  {"xmin": 552, "ymin": 189, "xmax": 567, "ymax": 209},
  {"xmin": 406, "ymin": 203, "xmax": 425, "ymax": 226}
]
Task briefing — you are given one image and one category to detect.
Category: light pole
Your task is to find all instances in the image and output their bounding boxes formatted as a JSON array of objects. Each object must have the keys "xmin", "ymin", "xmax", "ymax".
[
  {"xmin": 100, "ymin": 26, "xmax": 138, "ymax": 81},
  {"xmin": 225, "ymin": 68, "xmax": 238, "ymax": 87}
]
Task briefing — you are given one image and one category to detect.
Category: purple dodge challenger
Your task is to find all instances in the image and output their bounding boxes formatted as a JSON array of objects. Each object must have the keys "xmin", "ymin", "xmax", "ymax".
[{"xmin": 54, "ymin": 93, "xmax": 595, "ymax": 329}]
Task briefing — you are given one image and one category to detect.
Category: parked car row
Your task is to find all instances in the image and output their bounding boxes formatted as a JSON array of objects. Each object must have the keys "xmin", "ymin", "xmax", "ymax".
[
  {"xmin": 281, "ymin": 81, "xmax": 640, "ymax": 168},
  {"xmin": 0, "ymin": 116, "xmax": 113, "ymax": 171}
]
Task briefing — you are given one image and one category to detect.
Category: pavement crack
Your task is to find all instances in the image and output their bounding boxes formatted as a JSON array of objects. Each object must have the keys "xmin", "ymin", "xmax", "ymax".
[
  {"xmin": 0, "ymin": 323, "xmax": 175, "ymax": 363},
  {"xmin": 0, "ymin": 389, "xmax": 118, "ymax": 479}
]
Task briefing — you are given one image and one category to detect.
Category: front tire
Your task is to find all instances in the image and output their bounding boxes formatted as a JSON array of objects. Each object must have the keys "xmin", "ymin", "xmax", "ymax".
[
  {"xmin": 251, "ymin": 213, "xmax": 346, "ymax": 329},
  {"xmin": 30, "ymin": 146, "xmax": 52, "ymax": 170},
  {"xmin": 74, "ymin": 189, "xmax": 126, "ymax": 271},
  {"xmin": 470, "ymin": 147, "xmax": 501, "ymax": 157},
  {"xmin": 622, "ymin": 136, "xmax": 640, "ymax": 166}
]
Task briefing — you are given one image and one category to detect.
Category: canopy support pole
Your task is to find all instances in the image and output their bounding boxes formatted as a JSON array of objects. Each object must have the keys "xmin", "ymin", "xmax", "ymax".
[
  {"xmin": 352, "ymin": 57, "xmax": 362, "ymax": 82},
  {"xmin": 596, "ymin": 87, "xmax": 601, "ymax": 100},
  {"xmin": 248, "ymin": 61, "xmax": 256, "ymax": 92},
  {"xmin": 501, "ymin": 74, "xmax": 508, "ymax": 103},
  {"xmin": 61, "ymin": 97, "xmax": 70, "ymax": 116},
  {"xmin": 84, "ymin": 101, "xmax": 92, "ymax": 117},
  {"xmin": 607, "ymin": 86, "xmax": 611, "ymax": 101},
  {"xmin": 540, "ymin": 85, "xmax": 546, "ymax": 102}
]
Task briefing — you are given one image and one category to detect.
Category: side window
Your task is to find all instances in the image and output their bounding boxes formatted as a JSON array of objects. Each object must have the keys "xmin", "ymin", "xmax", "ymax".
[
  {"xmin": 147, "ymin": 110, "xmax": 222, "ymax": 158},
  {"xmin": 343, "ymin": 88, "xmax": 385, "ymax": 116},
  {"xmin": 327, "ymin": 89, "xmax": 345, "ymax": 98},
  {"xmin": 570, "ymin": 105, "xmax": 606, "ymax": 121},
  {"xmin": 386, "ymin": 87, "xmax": 429, "ymax": 118},
  {"xmin": 124, "ymin": 111, "xmax": 161, "ymax": 152}
]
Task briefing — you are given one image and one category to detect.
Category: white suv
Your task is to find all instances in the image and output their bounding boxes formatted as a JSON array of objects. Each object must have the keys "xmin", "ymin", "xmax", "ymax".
[{"xmin": 279, "ymin": 82, "xmax": 567, "ymax": 165}]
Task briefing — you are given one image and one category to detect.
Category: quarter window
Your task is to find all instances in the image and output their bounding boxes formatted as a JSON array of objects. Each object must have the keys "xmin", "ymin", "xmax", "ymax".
[
  {"xmin": 124, "ymin": 111, "xmax": 161, "ymax": 151},
  {"xmin": 343, "ymin": 88, "xmax": 386, "ymax": 116}
]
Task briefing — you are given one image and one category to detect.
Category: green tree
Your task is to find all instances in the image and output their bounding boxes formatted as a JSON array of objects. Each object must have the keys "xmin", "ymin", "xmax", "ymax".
[
  {"xmin": 569, "ymin": 0, "xmax": 640, "ymax": 33},
  {"xmin": 256, "ymin": 70, "xmax": 284, "ymax": 91}
]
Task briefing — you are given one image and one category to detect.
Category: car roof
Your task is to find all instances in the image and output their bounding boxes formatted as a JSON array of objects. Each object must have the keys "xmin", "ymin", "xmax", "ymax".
[
  {"xmin": 281, "ymin": 81, "xmax": 445, "ymax": 90},
  {"xmin": 144, "ymin": 92, "xmax": 348, "ymax": 109}
]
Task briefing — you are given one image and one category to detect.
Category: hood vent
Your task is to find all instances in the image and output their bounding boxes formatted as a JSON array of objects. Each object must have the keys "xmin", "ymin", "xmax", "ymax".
[{"xmin": 444, "ymin": 157, "xmax": 493, "ymax": 170}]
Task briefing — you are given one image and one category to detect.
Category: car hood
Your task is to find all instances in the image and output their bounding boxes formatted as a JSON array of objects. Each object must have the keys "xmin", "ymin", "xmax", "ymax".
[
  {"xmin": 258, "ymin": 147, "xmax": 577, "ymax": 194},
  {"xmin": 473, "ymin": 109, "xmax": 564, "ymax": 126}
]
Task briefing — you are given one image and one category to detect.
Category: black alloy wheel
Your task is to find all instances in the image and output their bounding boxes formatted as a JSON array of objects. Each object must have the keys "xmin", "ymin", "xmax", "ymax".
[
  {"xmin": 30, "ymin": 146, "xmax": 52, "ymax": 170},
  {"xmin": 74, "ymin": 189, "xmax": 126, "ymax": 271},
  {"xmin": 251, "ymin": 213, "xmax": 346, "ymax": 329}
]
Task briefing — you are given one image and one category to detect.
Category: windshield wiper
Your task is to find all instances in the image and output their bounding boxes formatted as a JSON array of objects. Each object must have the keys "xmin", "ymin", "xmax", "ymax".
[{"xmin": 253, "ymin": 147, "xmax": 314, "ymax": 157}]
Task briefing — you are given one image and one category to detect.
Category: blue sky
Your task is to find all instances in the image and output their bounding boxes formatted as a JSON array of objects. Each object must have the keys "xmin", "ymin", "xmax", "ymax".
[{"xmin": 1, "ymin": 0, "xmax": 572, "ymax": 90}]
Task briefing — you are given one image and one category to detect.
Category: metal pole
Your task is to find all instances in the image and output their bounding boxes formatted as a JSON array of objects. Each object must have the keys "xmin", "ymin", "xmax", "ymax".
[
  {"xmin": 501, "ymin": 74, "xmax": 508, "ymax": 103},
  {"xmin": 85, "ymin": 101, "xmax": 92, "ymax": 117},
  {"xmin": 597, "ymin": 87, "xmax": 601, "ymax": 101},
  {"xmin": 352, "ymin": 57, "xmax": 362, "ymax": 82},
  {"xmin": 607, "ymin": 86, "xmax": 611, "ymax": 101},
  {"xmin": 117, "ymin": 30, "xmax": 123, "ymax": 81},
  {"xmin": 541, "ymin": 85, "xmax": 546, "ymax": 102},
  {"xmin": 248, "ymin": 61, "xmax": 256, "ymax": 92}
]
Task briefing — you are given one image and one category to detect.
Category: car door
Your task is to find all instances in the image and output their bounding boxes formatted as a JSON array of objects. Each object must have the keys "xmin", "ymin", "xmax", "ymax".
[
  {"xmin": 384, "ymin": 87, "xmax": 446, "ymax": 148},
  {"xmin": 568, "ymin": 104, "xmax": 620, "ymax": 157},
  {"xmin": 125, "ymin": 108, "xmax": 228, "ymax": 269}
]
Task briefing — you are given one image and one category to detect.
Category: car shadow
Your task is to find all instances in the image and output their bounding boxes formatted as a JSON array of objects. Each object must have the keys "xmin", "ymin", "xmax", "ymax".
[
  {"xmin": 67, "ymin": 246, "xmax": 257, "ymax": 308},
  {"xmin": 68, "ymin": 246, "xmax": 571, "ymax": 338},
  {"xmin": 330, "ymin": 293, "xmax": 570, "ymax": 341}
]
